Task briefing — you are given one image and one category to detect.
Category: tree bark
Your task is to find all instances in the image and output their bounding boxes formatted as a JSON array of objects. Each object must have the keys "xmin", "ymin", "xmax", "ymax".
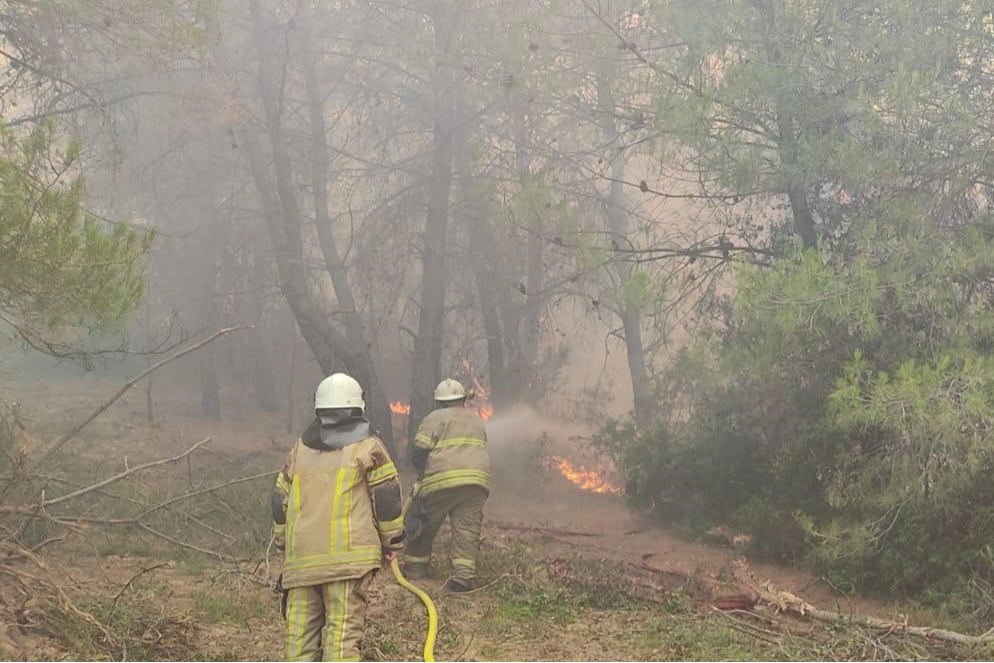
[
  {"xmin": 512, "ymin": 82, "xmax": 543, "ymax": 399},
  {"xmin": 142, "ymin": 287, "xmax": 155, "ymax": 426},
  {"xmin": 196, "ymin": 224, "xmax": 222, "ymax": 420},
  {"xmin": 596, "ymin": 72, "xmax": 653, "ymax": 428},
  {"xmin": 299, "ymin": 26, "xmax": 392, "ymax": 444},
  {"xmin": 776, "ymin": 110, "xmax": 818, "ymax": 248},
  {"xmin": 242, "ymin": 0, "xmax": 395, "ymax": 447},
  {"xmin": 408, "ymin": 3, "xmax": 459, "ymax": 441},
  {"xmin": 454, "ymin": 100, "xmax": 510, "ymax": 408},
  {"xmin": 248, "ymin": 246, "xmax": 279, "ymax": 413}
]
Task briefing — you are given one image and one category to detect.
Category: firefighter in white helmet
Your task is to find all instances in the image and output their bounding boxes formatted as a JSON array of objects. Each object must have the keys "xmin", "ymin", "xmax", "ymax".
[
  {"xmin": 272, "ymin": 373, "xmax": 404, "ymax": 661},
  {"xmin": 404, "ymin": 378, "xmax": 490, "ymax": 592}
]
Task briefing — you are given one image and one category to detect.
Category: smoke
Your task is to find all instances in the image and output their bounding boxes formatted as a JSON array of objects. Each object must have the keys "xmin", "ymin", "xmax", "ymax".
[{"xmin": 485, "ymin": 405, "xmax": 589, "ymax": 488}]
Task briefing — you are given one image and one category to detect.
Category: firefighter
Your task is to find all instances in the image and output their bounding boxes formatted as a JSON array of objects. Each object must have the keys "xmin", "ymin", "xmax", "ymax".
[
  {"xmin": 272, "ymin": 373, "xmax": 404, "ymax": 662},
  {"xmin": 405, "ymin": 378, "xmax": 490, "ymax": 593}
]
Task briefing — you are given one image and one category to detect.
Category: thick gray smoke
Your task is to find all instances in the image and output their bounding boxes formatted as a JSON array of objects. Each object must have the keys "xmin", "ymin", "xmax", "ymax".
[{"xmin": 484, "ymin": 405, "xmax": 589, "ymax": 488}]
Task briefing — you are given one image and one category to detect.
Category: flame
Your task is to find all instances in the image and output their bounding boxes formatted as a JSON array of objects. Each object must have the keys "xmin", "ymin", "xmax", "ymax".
[
  {"xmin": 388, "ymin": 358, "xmax": 494, "ymax": 422},
  {"xmin": 544, "ymin": 455, "xmax": 623, "ymax": 495},
  {"xmin": 461, "ymin": 358, "xmax": 493, "ymax": 422}
]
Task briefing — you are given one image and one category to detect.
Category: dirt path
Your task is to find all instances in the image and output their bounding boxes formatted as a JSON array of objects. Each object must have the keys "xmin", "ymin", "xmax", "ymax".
[{"xmin": 487, "ymin": 476, "xmax": 888, "ymax": 619}]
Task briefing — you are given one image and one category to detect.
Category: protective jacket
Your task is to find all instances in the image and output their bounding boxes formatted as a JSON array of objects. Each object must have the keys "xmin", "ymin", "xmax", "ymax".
[
  {"xmin": 273, "ymin": 417, "xmax": 404, "ymax": 589},
  {"xmin": 412, "ymin": 406, "xmax": 490, "ymax": 495}
]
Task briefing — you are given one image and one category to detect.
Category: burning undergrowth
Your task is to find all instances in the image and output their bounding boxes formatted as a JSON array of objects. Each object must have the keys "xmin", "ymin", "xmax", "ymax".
[
  {"xmin": 389, "ymin": 358, "xmax": 493, "ymax": 422},
  {"xmin": 543, "ymin": 455, "xmax": 623, "ymax": 495},
  {"xmin": 483, "ymin": 406, "xmax": 624, "ymax": 498},
  {"xmin": 389, "ymin": 394, "xmax": 623, "ymax": 498}
]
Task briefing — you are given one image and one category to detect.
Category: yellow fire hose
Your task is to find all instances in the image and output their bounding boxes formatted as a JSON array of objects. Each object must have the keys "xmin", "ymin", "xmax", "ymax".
[
  {"xmin": 393, "ymin": 488, "xmax": 437, "ymax": 662},
  {"xmin": 390, "ymin": 557, "xmax": 438, "ymax": 662}
]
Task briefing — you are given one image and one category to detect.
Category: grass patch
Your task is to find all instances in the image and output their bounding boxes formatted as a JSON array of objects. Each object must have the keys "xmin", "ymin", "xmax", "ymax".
[
  {"xmin": 192, "ymin": 588, "xmax": 270, "ymax": 624},
  {"xmin": 52, "ymin": 584, "xmax": 198, "ymax": 661}
]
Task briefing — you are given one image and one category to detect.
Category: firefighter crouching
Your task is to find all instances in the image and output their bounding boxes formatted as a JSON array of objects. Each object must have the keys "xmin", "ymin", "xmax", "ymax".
[
  {"xmin": 272, "ymin": 373, "xmax": 404, "ymax": 662},
  {"xmin": 405, "ymin": 378, "xmax": 490, "ymax": 593}
]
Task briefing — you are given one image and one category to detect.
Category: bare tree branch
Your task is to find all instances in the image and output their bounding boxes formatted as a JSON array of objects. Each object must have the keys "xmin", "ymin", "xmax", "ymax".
[
  {"xmin": 33, "ymin": 326, "xmax": 250, "ymax": 468},
  {"xmin": 41, "ymin": 437, "xmax": 213, "ymax": 508}
]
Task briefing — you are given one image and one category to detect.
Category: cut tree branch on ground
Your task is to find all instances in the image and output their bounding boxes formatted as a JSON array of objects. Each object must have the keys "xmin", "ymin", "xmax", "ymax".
[
  {"xmin": 744, "ymin": 576, "xmax": 994, "ymax": 647},
  {"xmin": 643, "ymin": 552, "xmax": 994, "ymax": 646},
  {"xmin": 31, "ymin": 325, "xmax": 250, "ymax": 469},
  {"xmin": 39, "ymin": 437, "xmax": 213, "ymax": 508},
  {"xmin": 111, "ymin": 562, "xmax": 171, "ymax": 607},
  {"xmin": 640, "ymin": 552, "xmax": 760, "ymax": 610}
]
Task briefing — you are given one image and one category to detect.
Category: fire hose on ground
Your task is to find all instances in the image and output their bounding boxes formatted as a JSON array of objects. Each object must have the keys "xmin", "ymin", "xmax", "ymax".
[
  {"xmin": 394, "ymin": 485, "xmax": 437, "ymax": 662},
  {"xmin": 390, "ymin": 556, "xmax": 437, "ymax": 662}
]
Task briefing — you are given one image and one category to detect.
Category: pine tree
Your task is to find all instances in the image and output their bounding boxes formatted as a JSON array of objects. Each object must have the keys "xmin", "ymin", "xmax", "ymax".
[{"xmin": 0, "ymin": 121, "xmax": 151, "ymax": 358}]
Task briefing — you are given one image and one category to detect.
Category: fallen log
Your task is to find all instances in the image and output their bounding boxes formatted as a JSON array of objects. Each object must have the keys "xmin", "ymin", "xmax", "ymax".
[
  {"xmin": 641, "ymin": 553, "xmax": 760, "ymax": 610},
  {"xmin": 644, "ymin": 554, "xmax": 994, "ymax": 645},
  {"xmin": 748, "ymin": 579, "xmax": 994, "ymax": 646}
]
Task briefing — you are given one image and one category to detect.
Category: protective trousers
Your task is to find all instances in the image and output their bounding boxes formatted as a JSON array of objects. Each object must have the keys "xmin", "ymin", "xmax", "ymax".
[
  {"xmin": 405, "ymin": 485, "xmax": 488, "ymax": 583},
  {"xmin": 284, "ymin": 572, "xmax": 372, "ymax": 662}
]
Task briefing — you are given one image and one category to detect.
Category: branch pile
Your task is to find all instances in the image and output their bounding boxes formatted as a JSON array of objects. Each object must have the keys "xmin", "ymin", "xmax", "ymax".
[
  {"xmin": 0, "ymin": 327, "xmax": 267, "ymax": 657},
  {"xmin": 641, "ymin": 552, "xmax": 994, "ymax": 649}
]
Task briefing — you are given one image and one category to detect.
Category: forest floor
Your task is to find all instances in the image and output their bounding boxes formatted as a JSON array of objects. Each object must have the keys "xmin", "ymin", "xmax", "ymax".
[{"xmin": 3, "ymin": 375, "xmax": 991, "ymax": 661}]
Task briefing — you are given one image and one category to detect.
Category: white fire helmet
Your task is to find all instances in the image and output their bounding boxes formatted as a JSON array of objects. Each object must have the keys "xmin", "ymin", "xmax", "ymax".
[
  {"xmin": 314, "ymin": 373, "xmax": 365, "ymax": 412},
  {"xmin": 433, "ymin": 378, "xmax": 467, "ymax": 402}
]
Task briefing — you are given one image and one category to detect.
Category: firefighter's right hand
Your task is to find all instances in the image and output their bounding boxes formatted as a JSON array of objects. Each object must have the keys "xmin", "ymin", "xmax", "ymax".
[{"xmin": 381, "ymin": 550, "xmax": 398, "ymax": 568}]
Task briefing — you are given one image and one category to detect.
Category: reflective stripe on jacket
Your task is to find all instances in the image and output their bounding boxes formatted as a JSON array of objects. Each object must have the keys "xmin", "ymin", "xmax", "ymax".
[
  {"xmin": 414, "ymin": 406, "xmax": 490, "ymax": 495},
  {"xmin": 275, "ymin": 435, "xmax": 402, "ymax": 588}
]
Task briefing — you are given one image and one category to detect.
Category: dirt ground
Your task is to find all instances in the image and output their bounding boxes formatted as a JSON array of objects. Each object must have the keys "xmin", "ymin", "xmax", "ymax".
[{"xmin": 2, "ymin": 375, "xmax": 986, "ymax": 661}]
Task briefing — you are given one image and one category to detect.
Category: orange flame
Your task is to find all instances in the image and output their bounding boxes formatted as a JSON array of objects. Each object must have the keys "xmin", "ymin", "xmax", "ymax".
[
  {"xmin": 544, "ymin": 455, "xmax": 623, "ymax": 495},
  {"xmin": 389, "ymin": 358, "xmax": 494, "ymax": 422},
  {"xmin": 461, "ymin": 358, "xmax": 493, "ymax": 422}
]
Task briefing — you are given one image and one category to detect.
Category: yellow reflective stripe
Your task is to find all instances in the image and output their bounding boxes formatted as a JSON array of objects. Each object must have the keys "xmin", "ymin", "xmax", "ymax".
[
  {"xmin": 286, "ymin": 588, "xmax": 308, "ymax": 659},
  {"xmin": 276, "ymin": 471, "xmax": 290, "ymax": 493},
  {"xmin": 434, "ymin": 436, "xmax": 485, "ymax": 449},
  {"xmin": 378, "ymin": 515, "xmax": 403, "ymax": 536},
  {"xmin": 414, "ymin": 432, "xmax": 433, "ymax": 449},
  {"xmin": 452, "ymin": 557, "xmax": 476, "ymax": 570},
  {"xmin": 367, "ymin": 461, "xmax": 397, "ymax": 485},
  {"xmin": 273, "ymin": 523, "xmax": 286, "ymax": 536},
  {"xmin": 288, "ymin": 475, "xmax": 301, "ymax": 556},
  {"xmin": 330, "ymin": 468, "xmax": 347, "ymax": 552},
  {"xmin": 405, "ymin": 554, "xmax": 430, "ymax": 564},
  {"xmin": 421, "ymin": 469, "xmax": 491, "ymax": 493},
  {"xmin": 331, "ymin": 582, "xmax": 347, "ymax": 661},
  {"xmin": 344, "ymin": 468, "xmax": 356, "ymax": 551},
  {"xmin": 283, "ymin": 547, "xmax": 382, "ymax": 573}
]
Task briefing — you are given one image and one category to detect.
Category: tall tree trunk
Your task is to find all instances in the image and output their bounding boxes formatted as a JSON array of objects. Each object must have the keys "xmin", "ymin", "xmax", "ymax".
[
  {"xmin": 196, "ymin": 221, "xmax": 222, "ymax": 420},
  {"xmin": 242, "ymin": 0, "xmax": 395, "ymax": 447},
  {"xmin": 512, "ymin": 83, "xmax": 543, "ymax": 399},
  {"xmin": 454, "ymin": 101, "xmax": 509, "ymax": 408},
  {"xmin": 199, "ymin": 346, "xmax": 221, "ymax": 419},
  {"xmin": 142, "ymin": 284, "xmax": 155, "ymax": 426},
  {"xmin": 300, "ymin": 26, "xmax": 392, "ymax": 443},
  {"xmin": 286, "ymin": 318, "xmax": 298, "ymax": 435},
  {"xmin": 776, "ymin": 111, "xmax": 817, "ymax": 248},
  {"xmin": 248, "ymin": 246, "xmax": 279, "ymax": 412},
  {"xmin": 596, "ymin": 72, "xmax": 653, "ymax": 428},
  {"xmin": 605, "ymin": 163, "xmax": 653, "ymax": 429},
  {"xmin": 408, "ymin": 3, "xmax": 459, "ymax": 440}
]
